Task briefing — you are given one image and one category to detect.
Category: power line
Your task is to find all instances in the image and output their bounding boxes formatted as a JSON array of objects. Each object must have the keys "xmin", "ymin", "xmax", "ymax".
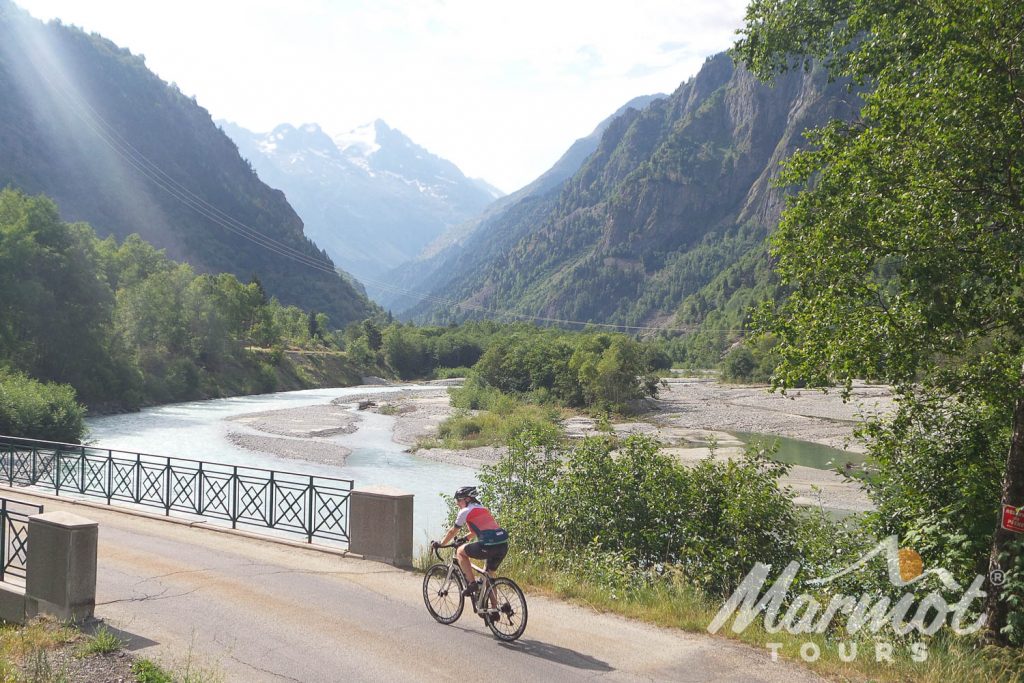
[{"xmin": 21, "ymin": 29, "xmax": 752, "ymax": 337}]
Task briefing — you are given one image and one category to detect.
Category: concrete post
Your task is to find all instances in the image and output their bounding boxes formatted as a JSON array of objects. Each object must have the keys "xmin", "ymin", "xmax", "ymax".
[
  {"xmin": 25, "ymin": 511, "xmax": 98, "ymax": 622},
  {"xmin": 348, "ymin": 486, "xmax": 413, "ymax": 567}
]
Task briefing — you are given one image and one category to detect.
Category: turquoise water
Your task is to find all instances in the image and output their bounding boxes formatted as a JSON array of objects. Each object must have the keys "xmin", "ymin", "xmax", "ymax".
[
  {"xmin": 729, "ymin": 431, "xmax": 864, "ymax": 470},
  {"xmin": 85, "ymin": 385, "xmax": 475, "ymax": 545}
]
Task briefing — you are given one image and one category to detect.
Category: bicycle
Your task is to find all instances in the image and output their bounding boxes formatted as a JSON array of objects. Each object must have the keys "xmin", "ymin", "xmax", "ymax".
[{"xmin": 422, "ymin": 538, "xmax": 528, "ymax": 642}]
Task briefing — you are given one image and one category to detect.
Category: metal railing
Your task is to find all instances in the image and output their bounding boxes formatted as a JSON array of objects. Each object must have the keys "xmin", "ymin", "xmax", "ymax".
[
  {"xmin": 0, "ymin": 436, "xmax": 352, "ymax": 545},
  {"xmin": 0, "ymin": 496, "xmax": 43, "ymax": 584}
]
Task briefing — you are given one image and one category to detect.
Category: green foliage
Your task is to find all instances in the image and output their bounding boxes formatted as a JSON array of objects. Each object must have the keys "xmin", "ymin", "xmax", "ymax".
[
  {"xmin": 998, "ymin": 537, "xmax": 1024, "ymax": 646},
  {"xmin": 0, "ymin": 189, "xmax": 356, "ymax": 413},
  {"xmin": 735, "ymin": 0, "xmax": 1024, "ymax": 641},
  {"xmin": 131, "ymin": 659, "xmax": 173, "ymax": 683},
  {"xmin": 468, "ymin": 329, "xmax": 663, "ymax": 412},
  {"xmin": 0, "ymin": 368, "xmax": 85, "ymax": 442},
  {"xmin": 860, "ymin": 393, "xmax": 1007, "ymax": 589},
  {"xmin": 720, "ymin": 336, "xmax": 778, "ymax": 384},
  {"xmin": 479, "ymin": 431, "xmax": 803, "ymax": 596},
  {"xmin": 431, "ymin": 366, "xmax": 472, "ymax": 380},
  {"xmin": 76, "ymin": 626, "xmax": 121, "ymax": 657},
  {"xmin": 434, "ymin": 403, "xmax": 561, "ymax": 449}
]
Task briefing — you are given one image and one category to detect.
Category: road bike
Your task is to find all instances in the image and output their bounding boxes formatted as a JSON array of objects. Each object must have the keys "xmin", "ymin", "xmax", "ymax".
[{"xmin": 422, "ymin": 538, "xmax": 527, "ymax": 642}]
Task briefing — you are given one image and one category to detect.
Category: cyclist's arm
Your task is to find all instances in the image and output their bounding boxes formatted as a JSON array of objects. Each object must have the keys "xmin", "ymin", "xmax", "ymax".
[
  {"xmin": 438, "ymin": 526, "xmax": 458, "ymax": 545},
  {"xmin": 439, "ymin": 524, "xmax": 476, "ymax": 545}
]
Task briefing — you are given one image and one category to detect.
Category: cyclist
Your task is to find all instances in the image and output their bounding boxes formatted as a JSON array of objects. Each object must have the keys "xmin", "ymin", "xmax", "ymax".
[{"xmin": 432, "ymin": 486, "xmax": 508, "ymax": 598}]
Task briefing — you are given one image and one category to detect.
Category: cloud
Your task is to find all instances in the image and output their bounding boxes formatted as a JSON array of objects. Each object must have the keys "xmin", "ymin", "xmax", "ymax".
[
  {"xmin": 624, "ymin": 63, "xmax": 667, "ymax": 79},
  {"xmin": 17, "ymin": 0, "xmax": 751, "ymax": 192},
  {"xmin": 658, "ymin": 41, "xmax": 690, "ymax": 54}
]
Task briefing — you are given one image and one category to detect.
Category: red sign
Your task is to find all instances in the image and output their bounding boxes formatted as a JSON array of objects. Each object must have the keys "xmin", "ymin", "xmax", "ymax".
[{"xmin": 1002, "ymin": 505, "xmax": 1024, "ymax": 534}]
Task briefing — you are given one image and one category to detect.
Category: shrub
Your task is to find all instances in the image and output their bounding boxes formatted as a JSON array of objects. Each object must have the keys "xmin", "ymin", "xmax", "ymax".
[
  {"xmin": 0, "ymin": 368, "xmax": 86, "ymax": 443},
  {"xmin": 76, "ymin": 625, "xmax": 121, "ymax": 657},
  {"xmin": 721, "ymin": 346, "xmax": 757, "ymax": 382},
  {"xmin": 131, "ymin": 659, "xmax": 174, "ymax": 683},
  {"xmin": 859, "ymin": 392, "xmax": 1006, "ymax": 588},
  {"xmin": 479, "ymin": 431, "xmax": 803, "ymax": 596},
  {"xmin": 432, "ymin": 366, "xmax": 472, "ymax": 379}
]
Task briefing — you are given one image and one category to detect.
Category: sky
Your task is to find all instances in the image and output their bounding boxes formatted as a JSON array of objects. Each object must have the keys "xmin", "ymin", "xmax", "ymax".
[{"xmin": 17, "ymin": 0, "xmax": 750, "ymax": 193}]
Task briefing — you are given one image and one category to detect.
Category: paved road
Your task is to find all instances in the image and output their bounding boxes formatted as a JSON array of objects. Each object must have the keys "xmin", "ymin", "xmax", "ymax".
[{"xmin": 23, "ymin": 492, "xmax": 822, "ymax": 682}]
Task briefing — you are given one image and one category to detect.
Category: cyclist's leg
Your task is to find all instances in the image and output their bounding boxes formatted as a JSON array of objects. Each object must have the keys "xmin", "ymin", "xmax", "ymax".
[
  {"xmin": 483, "ymin": 544, "xmax": 508, "ymax": 610},
  {"xmin": 456, "ymin": 543, "xmax": 478, "ymax": 585}
]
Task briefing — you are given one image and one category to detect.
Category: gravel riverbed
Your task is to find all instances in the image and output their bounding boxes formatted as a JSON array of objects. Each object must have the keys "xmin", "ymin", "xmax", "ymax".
[{"xmin": 225, "ymin": 378, "xmax": 893, "ymax": 512}]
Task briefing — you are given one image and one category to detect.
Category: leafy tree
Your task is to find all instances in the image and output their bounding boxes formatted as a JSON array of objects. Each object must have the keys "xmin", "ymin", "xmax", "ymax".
[
  {"xmin": 362, "ymin": 320, "xmax": 383, "ymax": 351},
  {"xmin": 735, "ymin": 0, "xmax": 1024, "ymax": 641},
  {"xmin": 0, "ymin": 190, "xmax": 128, "ymax": 404},
  {"xmin": 0, "ymin": 368, "xmax": 85, "ymax": 443},
  {"xmin": 382, "ymin": 325, "xmax": 427, "ymax": 380}
]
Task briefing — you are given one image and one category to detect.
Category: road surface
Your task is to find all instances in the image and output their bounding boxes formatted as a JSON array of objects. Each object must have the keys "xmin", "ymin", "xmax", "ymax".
[{"xmin": 20, "ymin": 491, "xmax": 822, "ymax": 682}]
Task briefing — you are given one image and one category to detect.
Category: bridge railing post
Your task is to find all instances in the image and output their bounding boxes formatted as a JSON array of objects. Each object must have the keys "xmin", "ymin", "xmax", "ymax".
[
  {"xmin": 349, "ymin": 486, "xmax": 413, "ymax": 567},
  {"xmin": 25, "ymin": 511, "xmax": 98, "ymax": 623}
]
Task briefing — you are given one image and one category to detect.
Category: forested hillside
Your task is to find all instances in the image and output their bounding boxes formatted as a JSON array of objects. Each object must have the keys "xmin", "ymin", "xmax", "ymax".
[
  {"xmin": 381, "ymin": 94, "xmax": 665, "ymax": 313},
  {"xmin": 408, "ymin": 54, "xmax": 858, "ymax": 365},
  {"xmin": 0, "ymin": 189, "xmax": 360, "ymax": 426},
  {"xmin": 0, "ymin": 1, "xmax": 373, "ymax": 325}
]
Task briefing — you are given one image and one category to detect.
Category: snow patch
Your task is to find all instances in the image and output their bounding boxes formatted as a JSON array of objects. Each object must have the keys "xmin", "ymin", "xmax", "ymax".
[{"xmin": 334, "ymin": 122, "xmax": 380, "ymax": 157}]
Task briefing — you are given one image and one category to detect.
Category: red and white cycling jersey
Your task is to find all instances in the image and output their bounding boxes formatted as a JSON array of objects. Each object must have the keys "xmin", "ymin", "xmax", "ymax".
[{"xmin": 454, "ymin": 503, "xmax": 508, "ymax": 545}]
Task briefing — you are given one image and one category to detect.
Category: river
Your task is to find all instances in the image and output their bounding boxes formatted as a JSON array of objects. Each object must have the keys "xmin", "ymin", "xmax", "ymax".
[{"xmin": 85, "ymin": 385, "xmax": 475, "ymax": 547}]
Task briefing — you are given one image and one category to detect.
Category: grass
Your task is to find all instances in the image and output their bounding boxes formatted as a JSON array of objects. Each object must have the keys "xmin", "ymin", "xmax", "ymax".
[
  {"xmin": 76, "ymin": 625, "xmax": 123, "ymax": 657},
  {"xmin": 508, "ymin": 555, "xmax": 1024, "ymax": 682},
  {"xmin": 132, "ymin": 658, "xmax": 174, "ymax": 683},
  {"xmin": 0, "ymin": 618, "xmax": 78, "ymax": 682},
  {"xmin": 420, "ymin": 403, "xmax": 564, "ymax": 450}
]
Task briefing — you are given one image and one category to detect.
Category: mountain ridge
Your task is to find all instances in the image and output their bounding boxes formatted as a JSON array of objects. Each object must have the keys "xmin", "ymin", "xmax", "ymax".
[
  {"xmin": 403, "ymin": 53, "xmax": 858, "ymax": 363},
  {"xmin": 0, "ymin": 0, "xmax": 373, "ymax": 326},
  {"xmin": 221, "ymin": 117, "xmax": 502, "ymax": 291},
  {"xmin": 376, "ymin": 93, "xmax": 667, "ymax": 312}
]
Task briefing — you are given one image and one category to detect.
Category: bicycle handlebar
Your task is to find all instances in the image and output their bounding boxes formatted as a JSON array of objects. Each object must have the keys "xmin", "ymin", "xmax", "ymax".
[{"xmin": 432, "ymin": 537, "xmax": 469, "ymax": 561}]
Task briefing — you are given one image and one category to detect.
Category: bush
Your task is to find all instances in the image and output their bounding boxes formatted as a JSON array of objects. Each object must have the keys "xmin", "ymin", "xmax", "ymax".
[
  {"xmin": 859, "ymin": 392, "xmax": 1006, "ymax": 588},
  {"xmin": 479, "ymin": 431, "xmax": 803, "ymax": 596},
  {"xmin": 721, "ymin": 346, "xmax": 757, "ymax": 382},
  {"xmin": 433, "ymin": 366, "xmax": 472, "ymax": 379},
  {"xmin": 0, "ymin": 368, "xmax": 86, "ymax": 443},
  {"xmin": 449, "ymin": 375, "xmax": 506, "ymax": 411},
  {"xmin": 436, "ymin": 402, "xmax": 561, "ymax": 448}
]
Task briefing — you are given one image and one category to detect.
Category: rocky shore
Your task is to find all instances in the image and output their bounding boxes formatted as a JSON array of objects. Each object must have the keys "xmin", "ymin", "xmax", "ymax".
[
  {"xmin": 224, "ymin": 377, "xmax": 892, "ymax": 512},
  {"xmin": 225, "ymin": 403, "xmax": 361, "ymax": 465}
]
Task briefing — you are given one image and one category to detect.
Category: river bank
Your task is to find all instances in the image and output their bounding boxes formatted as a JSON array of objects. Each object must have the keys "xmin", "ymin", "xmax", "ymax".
[{"xmin": 224, "ymin": 377, "xmax": 891, "ymax": 513}]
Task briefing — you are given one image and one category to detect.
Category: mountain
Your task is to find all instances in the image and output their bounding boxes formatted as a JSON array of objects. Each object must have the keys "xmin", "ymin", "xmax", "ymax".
[
  {"xmin": 220, "ymin": 118, "xmax": 502, "ymax": 293},
  {"xmin": 0, "ymin": 1, "xmax": 374, "ymax": 326},
  {"xmin": 377, "ymin": 94, "xmax": 666, "ymax": 312},
  {"xmin": 403, "ymin": 53, "xmax": 858, "ymax": 361}
]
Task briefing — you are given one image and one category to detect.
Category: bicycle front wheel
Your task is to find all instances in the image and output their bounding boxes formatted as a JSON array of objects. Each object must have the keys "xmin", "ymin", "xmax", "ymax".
[
  {"xmin": 484, "ymin": 577, "xmax": 528, "ymax": 641},
  {"xmin": 423, "ymin": 564, "xmax": 465, "ymax": 624}
]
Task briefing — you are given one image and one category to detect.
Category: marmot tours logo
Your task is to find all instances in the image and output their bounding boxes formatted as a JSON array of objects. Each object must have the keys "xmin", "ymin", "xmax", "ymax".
[{"xmin": 707, "ymin": 536, "xmax": 989, "ymax": 663}]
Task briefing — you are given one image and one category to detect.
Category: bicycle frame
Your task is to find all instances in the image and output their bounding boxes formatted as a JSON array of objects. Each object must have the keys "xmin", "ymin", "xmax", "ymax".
[
  {"xmin": 434, "ymin": 540, "xmax": 498, "ymax": 614},
  {"xmin": 425, "ymin": 538, "xmax": 527, "ymax": 641}
]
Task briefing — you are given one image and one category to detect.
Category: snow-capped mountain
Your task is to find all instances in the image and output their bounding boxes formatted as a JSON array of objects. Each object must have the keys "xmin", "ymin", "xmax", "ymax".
[{"xmin": 220, "ymin": 119, "xmax": 502, "ymax": 292}]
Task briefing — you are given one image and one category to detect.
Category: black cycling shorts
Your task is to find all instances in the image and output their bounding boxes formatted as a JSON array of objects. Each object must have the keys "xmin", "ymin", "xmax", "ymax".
[{"xmin": 464, "ymin": 541, "xmax": 508, "ymax": 572}]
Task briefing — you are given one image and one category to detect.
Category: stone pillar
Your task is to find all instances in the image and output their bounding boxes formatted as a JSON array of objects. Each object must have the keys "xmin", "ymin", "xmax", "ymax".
[
  {"xmin": 25, "ymin": 511, "xmax": 98, "ymax": 622},
  {"xmin": 348, "ymin": 486, "xmax": 413, "ymax": 567}
]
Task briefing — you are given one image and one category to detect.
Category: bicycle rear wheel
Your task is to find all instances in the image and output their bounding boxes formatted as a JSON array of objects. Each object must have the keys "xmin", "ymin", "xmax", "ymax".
[
  {"xmin": 423, "ymin": 564, "xmax": 465, "ymax": 624},
  {"xmin": 483, "ymin": 577, "xmax": 527, "ymax": 641}
]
